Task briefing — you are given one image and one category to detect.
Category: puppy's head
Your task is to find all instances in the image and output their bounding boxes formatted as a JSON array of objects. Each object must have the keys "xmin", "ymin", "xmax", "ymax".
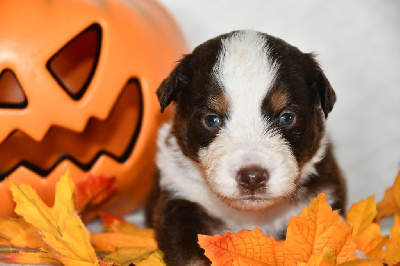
[{"xmin": 157, "ymin": 31, "xmax": 336, "ymax": 211}]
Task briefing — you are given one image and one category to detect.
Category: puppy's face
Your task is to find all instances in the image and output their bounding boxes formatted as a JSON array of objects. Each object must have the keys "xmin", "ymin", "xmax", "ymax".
[{"xmin": 157, "ymin": 31, "xmax": 336, "ymax": 211}]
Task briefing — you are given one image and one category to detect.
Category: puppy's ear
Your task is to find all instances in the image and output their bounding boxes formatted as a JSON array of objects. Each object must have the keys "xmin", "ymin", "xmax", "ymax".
[
  {"xmin": 308, "ymin": 54, "xmax": 336, "ymax": 118},
  {"xmin": 316, "ymin": 70, "xmax": 336, "ymax": 118},
  {"xmin": 156, "ymin": 59, "xmax": 187, "ymax": 112}
]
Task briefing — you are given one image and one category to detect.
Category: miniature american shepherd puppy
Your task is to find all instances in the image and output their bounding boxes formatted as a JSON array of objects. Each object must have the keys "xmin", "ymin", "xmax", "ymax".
[{"xmin": 146, "ymin": 30, "xmax": 347, "ymax": 266}]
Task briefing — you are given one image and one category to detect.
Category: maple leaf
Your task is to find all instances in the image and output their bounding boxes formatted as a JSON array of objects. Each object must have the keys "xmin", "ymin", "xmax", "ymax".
[
  {"xmin": 198, "ymin": 227, "xmax": 285, "ymax": 265},
  {"xmin": 338, "ymin": 259, "xmax": 385, "ymax": 266},
  {"xmin": 0, "ymin": 251, "xmax": 61, "ymax": 265},
  {"xmin": 385, "ymin": 212, "xmax": 400, "ymax": 265},
  {"xmin": 0, "ymin": 172, "xmax": 164, "ymax": 266},
  {"xmin": 0, "ymin": 219, "xmax": 43, "ymax": 249},
  {"xmin": 8, "ymin": 170, "xmax": 99, "ymax": 266},
  {"xmin": 100, "ymin": 213, "xmax": 154, "ymax": 238},
  {"xmin": 284, "ymin": 194, "xmax": 358, "ymax": 264},
  {"xmin": 91, "ymin": 215, "xmax": 157, "ymax": 253},
  {"xmin": 345, "ymin": 196, "xmax": 388, "ymax": 259},
  {"xmin": 74, "ymin": 175, "xmax": 116, "ymax": 217},
  {"xmin": 376, "ymin": 171, "xmax": 400, "ymax": 222},
  {"xmin": 93, "ymin": 214, "xmax": 164, "ymax": 265},
  {"xmin": 199, "ymin": 193, "xmax": 359, "ymax": 265},
  {"xmin": 102, "ymin": 247, "xmax": 166, "ymax": 266},
  {"xmin": 297, "ymin": 247, "xmax": 336, "ymax": 266}
]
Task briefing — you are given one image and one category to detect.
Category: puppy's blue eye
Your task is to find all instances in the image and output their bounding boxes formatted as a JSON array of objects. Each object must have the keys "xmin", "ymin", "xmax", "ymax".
[
  {"xmin": 280, "ymin": 113, "xmax": 295, "ymax": 126},
  {"xmin": 204, "ymin": 114, "xmax": 221, "ymax": 128}
]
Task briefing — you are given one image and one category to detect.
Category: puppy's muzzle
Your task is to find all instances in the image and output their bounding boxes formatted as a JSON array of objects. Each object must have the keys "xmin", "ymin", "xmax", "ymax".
[{"xmin": 236, "ymin": 165, "xmax": 269, "ymax": 191}]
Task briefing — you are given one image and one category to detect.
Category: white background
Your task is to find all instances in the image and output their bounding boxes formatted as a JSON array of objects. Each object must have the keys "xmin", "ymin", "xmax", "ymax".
[{"xmin": 158, "ymin": 0, "xmax": 400, "ymax": 208}]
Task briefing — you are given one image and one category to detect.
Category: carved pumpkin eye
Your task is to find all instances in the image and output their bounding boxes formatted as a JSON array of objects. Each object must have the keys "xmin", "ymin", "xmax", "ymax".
[
  {"xmin": 47, "ymin": 24, "xmax": 101, "ymax": 100},
  {"xmin": 0, "ymin": 69, "xmax": 27, "ymax": 109}
]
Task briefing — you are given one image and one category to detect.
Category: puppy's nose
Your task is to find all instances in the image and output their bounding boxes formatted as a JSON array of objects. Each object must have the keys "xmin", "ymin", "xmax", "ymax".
[{"xmin": 236, "ymin": 165, "xmax": 269, "ymax": 191}]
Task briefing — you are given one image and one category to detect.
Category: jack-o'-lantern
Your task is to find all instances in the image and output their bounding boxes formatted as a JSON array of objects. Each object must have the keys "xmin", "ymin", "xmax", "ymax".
[{"xmin": 0, "ymin": 0, "xmax": 187, "ymax": 218}]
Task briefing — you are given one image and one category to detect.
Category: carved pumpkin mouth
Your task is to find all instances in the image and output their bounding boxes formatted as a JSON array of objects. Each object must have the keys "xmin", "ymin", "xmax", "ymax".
[{"xmin": 0, "ymin": 79, "xmax": 142, "ymax": 180}]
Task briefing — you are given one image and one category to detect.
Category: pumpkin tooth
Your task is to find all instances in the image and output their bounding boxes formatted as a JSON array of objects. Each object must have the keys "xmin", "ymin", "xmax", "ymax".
[{"xmin": 0, "ymin": 79, "xmax": 142, "ymax": 180}]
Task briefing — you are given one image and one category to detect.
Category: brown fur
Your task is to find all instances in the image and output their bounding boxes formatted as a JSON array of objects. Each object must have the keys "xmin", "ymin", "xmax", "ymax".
[{"xmin": 146, "ymin": 31, "xmax": 346, "ymax": 266}]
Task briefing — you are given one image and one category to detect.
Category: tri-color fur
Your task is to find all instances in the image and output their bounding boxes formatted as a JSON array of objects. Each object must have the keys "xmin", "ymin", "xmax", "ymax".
[{"xmin": 146, "ymin": 30, "xmax": 346, "ymax": 266}]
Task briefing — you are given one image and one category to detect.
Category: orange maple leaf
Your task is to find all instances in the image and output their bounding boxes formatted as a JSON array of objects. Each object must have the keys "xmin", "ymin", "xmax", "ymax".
[
  {"xmin": 284, "ymin": 193, "xmax": 358, "ymax": 264},
  {"xmin": 297, "ymin": 247, "xmax": 336, "ymax": 266},
  {"xmin": 199, "ymin": 193, "xmax": 359, "ymax": 265},
  {"xmin": 385, "ymin": 212, "xmax": 400, "ymax": 265},
  {"xmin": 376, "ymin": 171, "xmax": 400, "ymax": 222},
  {"xmin": 198, "ymin": 227, "xmax": 285, "ymax": 265},
  {"xmin": 345, "ymin": 196, "xmax": 387, "ymax": 259}
]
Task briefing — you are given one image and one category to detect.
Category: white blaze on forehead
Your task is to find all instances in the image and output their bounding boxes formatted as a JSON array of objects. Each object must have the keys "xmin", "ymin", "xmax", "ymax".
[{"xmin": 213, "ymin": 30, "xmax": 279, "ymax": 118}]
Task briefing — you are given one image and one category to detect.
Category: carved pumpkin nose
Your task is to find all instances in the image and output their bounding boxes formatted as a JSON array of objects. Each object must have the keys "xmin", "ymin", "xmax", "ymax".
[{"xmin": 237, "ymin": 165, "xmax": 269, "ymax": 191}]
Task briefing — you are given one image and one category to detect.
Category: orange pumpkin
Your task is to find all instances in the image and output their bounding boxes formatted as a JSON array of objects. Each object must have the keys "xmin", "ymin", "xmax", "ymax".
[{"xmin": 0, "ymin": 0, "xmax": 187, "ymax": 218}]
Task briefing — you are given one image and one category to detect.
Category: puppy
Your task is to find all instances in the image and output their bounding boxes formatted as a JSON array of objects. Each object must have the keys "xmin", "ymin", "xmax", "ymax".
[{"xmin": 146, "ymin": 30, "xmax": 347, "ymax": 266}]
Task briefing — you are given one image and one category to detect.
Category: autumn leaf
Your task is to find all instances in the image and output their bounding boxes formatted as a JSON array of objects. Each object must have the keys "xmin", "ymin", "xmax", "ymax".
[
  {"xmin": 74, "ymin": 175, "xmax": 116, "ymax": 215},
  {"xmin": 298, "ymin": 247, "xmax": 336, "ymax": 266},
  {"xmin": 3, "ymin": 169, "xmax": 400, "ymax": 265},
  {"xmin": 346, "ymin": 196, "xmax": 387, "ymax": 259},
  {"xmin": 91, "ymin": 231, "xmax": 158, "ymax": 253},
  {"xmin": 92, "ymin": 214, "xmax": 164, "ymax": 265},
  {"xmin": 198, "ymin": 227, "xmax": 287, "ymax": 265},
  {"xmin": 0, "ymin": 172, "xmax": 164, "ymax": 266},
  {"xmin": 100, "ymin": 213, "xmax": 154, "ymax": 238},
  {"xmin": 338, "ymin": 259, "xmax": 384, "ymax": 266},
  {"xmin": 91, "ymin": 215, "xmax": 157, "ymax": 253},
  {"xmin": 346, "ymin": 196, "xmax": 377, "ymax": 235},
  {"xmin": 385, "ymin": 211, "xmax": 400, "ymax": 265},
  {"xmin": 285, "ymin": 193, "xmax": 358, "ymax": 264},
  {"xmin": 0, "ymin": 251, "xmax": 61, "ymax": 265},
  {"xmin": 376, "ymin": 171, "xmax": 400, "ymax": 222},
  {"xmin": 135, "ymin": 251, "xmax": 166, "ymax": 266},
  {"xmin": 102, "ymin": 247, "xmax": 166, "ymax": 266},
  {"xmin": 8, "ymin": 170, "xmax": 99, "ymax": 266},
  {"xmin": 0, "ymin": 219, "xmax": 43, "ymax": 249},
  {"xmin": 199, "ymin": 193, "xmax": 359, "ymax": 265}
]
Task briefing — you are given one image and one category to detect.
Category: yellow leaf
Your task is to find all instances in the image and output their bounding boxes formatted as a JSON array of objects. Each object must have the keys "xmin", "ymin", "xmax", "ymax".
[
  {"xmin": 355, "ymin": 224, "xmax": 387, "ymax": 260},
  {"xmin": 91, "ymin": 232, "xmax": 158, "ymax": 252},
  {"xmin": 93, "ymin": 214, "xmax": 164, "ymax": 265},
  {"xmin": 346, "ymin": 196, "xmax": 377, "ymax": 235},
  {"xmin": 0, "ymin": 251, "xmax": 60, "ymax": 265},
  {"xmin": 100, "ymin": 213, "xmax": 154, "ymax": 238},
  {"xmin": 9, "ymin": 170, "xmax": 99, "ymax": 266},
  {"xmin": 393, "ymin": 172, "xmax": 400, "ymax": 207},
  {"xmin": 298, "ymin": 247, "xmax": 336, "ymax": 266},
  {"xmin": 338, "ymin": 259, "xmax": 384, "ymax": 266},
  {"xmin": 136, "ymin": 251, "xmax": 166, "ymax": 266},
  {"xmin": 385, "ymin": 212, "xmax": 400, "ymax": 265},
  {"xmin": 346, "ymin": 196, "xmax": 388, "ymax": 259},
  {"xmin": 103, "ymin": 247, "xmax": 165, "ymax": 266},
  {"xmin": 376, "ymin": 171, "xmax": 400, "ymax": 222},
  {"xmin": 0, "ymin": 218, "xmax": 43, "ymax": 249}
]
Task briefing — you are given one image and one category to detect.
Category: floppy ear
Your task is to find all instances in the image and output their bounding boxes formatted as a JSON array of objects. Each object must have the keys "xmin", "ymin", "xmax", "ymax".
[
  {"xmin": 308, "ymin": 54, "xmax": 336, "ymax": 118},
  {"xmin": 156, "ymin": 60, "xmax": 187, "ymax": 112},
  {"xmin": 316, "ymin": 69, "xmax": 336, "ymax": 118}
]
